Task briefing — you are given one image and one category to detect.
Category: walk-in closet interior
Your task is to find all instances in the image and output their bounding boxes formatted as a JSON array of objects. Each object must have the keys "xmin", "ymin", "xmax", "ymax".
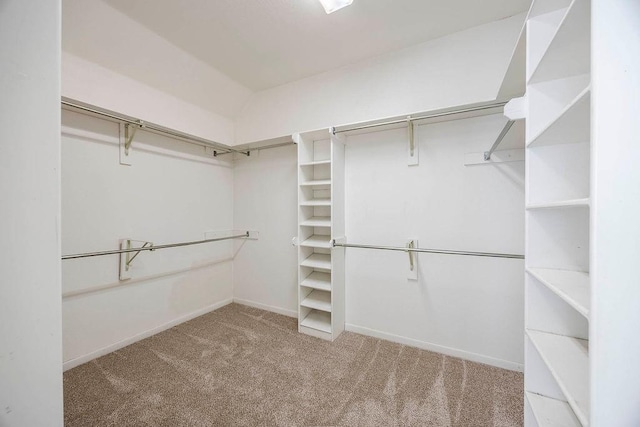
[{"xmin": 1, "ymin": 0, "xmax": 639, "ymax": 426}]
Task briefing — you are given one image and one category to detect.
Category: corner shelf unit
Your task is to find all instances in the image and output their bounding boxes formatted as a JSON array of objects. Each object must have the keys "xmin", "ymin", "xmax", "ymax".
[
  {"xmin": 524, "ymin": 0, "xmax": 592, "ymax": 425},
  {"xmin": 294, "ymin": 129, "xmax": 345, "ymax": 341}
]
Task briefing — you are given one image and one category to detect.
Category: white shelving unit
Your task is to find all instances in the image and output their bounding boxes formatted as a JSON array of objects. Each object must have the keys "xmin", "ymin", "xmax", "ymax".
[
  {"xmin": 524, "ymin": 0, "xmax": 592, "ymax": 425},
  {"xmin": 294, "ymin": 129, "xmax": 345, "ymax": 341}
]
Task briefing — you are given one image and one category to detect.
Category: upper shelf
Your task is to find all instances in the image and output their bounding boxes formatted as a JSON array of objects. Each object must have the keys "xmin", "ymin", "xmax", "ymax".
[
  {"xmin": 528, "ymin": 0, "xmax": 591, "ymax": 84},
  {"xmin": 496, "ymin": 18, "xmax": 527, "ymax": 100}
]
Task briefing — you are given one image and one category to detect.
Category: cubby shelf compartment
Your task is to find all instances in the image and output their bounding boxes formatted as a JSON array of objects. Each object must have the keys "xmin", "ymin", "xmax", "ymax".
[
  {"xmin": 300, "ymin": 159, "xmax": 331, "ymax": 167},
  {"xmin": 300, "ymin": 254, "xmax": 331, "ymax": 270},
  {"xmin": 526, "ymin": 198, "xmax": 589, "ymax": 210},
  {"xmin": 301, "ymin": 290, "xmax": 331, "ymax": 312},
  {"xmin": 526, "ymin": 330, "xmax": 589, "ymax": 425},
  {"xmin": 526, "ymin": 392, "xmax": 581, "ymax": 427},
  {"xmin": 300, "ymin": 217, "xmax": 331, "ymax": 227},
  {"xmin": 300, "ymin": 310, "xmax": 332, "ymax": 333},
  {"xmin": 300, "ymin": 272, "xmax": 331, "ymax": 291},
  {"xmin": 528, "ymin": 86, "xmax": 590, "ymax": 148},
  {"xmin": 300, "ymin": 235, "xmax": 332, "ymax": 249},
  {"xmin": 300, "ymin": 198, "xmax": 331, "ymax": 207},
  {"xmin": 527, "ymin": 268, "xmax": 590, "ymax": 317},
  {"xmin": 300, "ymin": 179, "xmax": 331, "ymax": 188},
  {"xmin": 529, "ymin": 0, "xmax": 591, "ymax": 84}
]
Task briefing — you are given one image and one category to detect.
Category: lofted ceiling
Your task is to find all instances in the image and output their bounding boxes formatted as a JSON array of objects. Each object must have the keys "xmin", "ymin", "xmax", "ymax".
[{"xmin": 99, "ymin": 0, "xmax": 530, "ymax": 91}]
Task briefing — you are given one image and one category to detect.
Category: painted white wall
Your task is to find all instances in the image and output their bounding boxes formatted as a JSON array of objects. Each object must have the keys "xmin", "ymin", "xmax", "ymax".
[
  {"xmin": 0, "ymin": 0, "xmax": 64, "ymax": 425},
  {"xmin": 63, "ymin": 52, "xmax": 237, "ymax": 146},
  {"xmin": 344, "ymin": 116, "xmax": 525, "ymax": 370},
  {"xmin": 62, "ymin": 0, "xmax": 252, "ymax": 119},
  {"xmin": 61, "ymin": 109, "xmax": 236, "ymax": 369},
  {"xmin": 591, "ymin": 0, "xmax": 640, "ymax": 424},
  {"xmin": 232, "ymin": 146, "xmax": 299, "ymax": 317},
  {"xmin": 234, "ymin": 14, "xmax": 525, "ymax": 145}
]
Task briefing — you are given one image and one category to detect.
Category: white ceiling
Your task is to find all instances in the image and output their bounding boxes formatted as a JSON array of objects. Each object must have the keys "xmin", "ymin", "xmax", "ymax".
[{"xmin": 102, "ymin": 0, "xmax": 530, "ymax": 91}]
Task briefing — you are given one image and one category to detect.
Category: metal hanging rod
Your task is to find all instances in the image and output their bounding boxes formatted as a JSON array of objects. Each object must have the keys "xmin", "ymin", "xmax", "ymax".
[
  {"xmin": 333, "ymin": 101, "xmax": 508, "ymax": 134},
  {"xmin": 61, "ymin": 232, "xmax": 249, "ymax": 260},
  {"xmin": 484, "ymin": 120, "xmax": 515, "ymax": 161},
  {"xmin": 332, "ymin": 241, "xmax": 524, "ymax": 260}
]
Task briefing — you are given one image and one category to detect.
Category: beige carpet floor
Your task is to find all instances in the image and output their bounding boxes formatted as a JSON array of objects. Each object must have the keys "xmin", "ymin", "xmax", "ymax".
[{"xmin": 64, "ymin": 303, "xmax": 523, "ymax": 426}]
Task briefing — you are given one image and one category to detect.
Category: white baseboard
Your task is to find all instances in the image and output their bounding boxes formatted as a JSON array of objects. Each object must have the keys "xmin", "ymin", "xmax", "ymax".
[
  {"xmin": 233, "ymin": 298, "xmax": 298, "ymax": 318},
  {"xmin": 345, "ymin": 323, "xmax": 523, "ymax": 372},
  {"xmin": 63, "ymin": 298, "xmax": 233, "ymax": 371}
]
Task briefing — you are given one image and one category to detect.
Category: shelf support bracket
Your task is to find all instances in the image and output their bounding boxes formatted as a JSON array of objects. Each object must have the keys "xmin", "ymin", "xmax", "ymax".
[
  {"xmin": 407, "ymin": 117, "xmax": 418, "ymax": 166},
  {"xmin": 119, "ymin": 238, "xmax": 153, "ymax": 281}
]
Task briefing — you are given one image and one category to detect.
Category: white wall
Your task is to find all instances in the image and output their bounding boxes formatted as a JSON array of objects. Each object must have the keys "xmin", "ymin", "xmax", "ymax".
[
  {"xmin": 61, "ymin": 109, "xmax": 236, "ymax": 369},
  {"xmin": 234, "ymin": 14, "xmax": 524, "ymax": 145},
  {"xmin": 233, "ymin": 146, "xmax": 299, "ymax": 317},
  {"xmin": 63, "ymin": 52, "xmax": 237, "ymax": 146},
  {"xmin": 0, "ymin": 0, "xmax": 64, "ymax": 425},
  {"xmin": 344, "ymin": 116, "xmax": 524, "ymax": 370}
]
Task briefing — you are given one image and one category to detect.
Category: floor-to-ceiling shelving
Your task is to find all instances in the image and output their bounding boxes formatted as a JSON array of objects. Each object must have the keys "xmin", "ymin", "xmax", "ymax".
[
  {"xmin": 294, "ymin": 129, "xmax": 345, "ymax": 341},
  {"xmin": 523, "ymin": 0, "xmax": 591, "ymax": 425}
]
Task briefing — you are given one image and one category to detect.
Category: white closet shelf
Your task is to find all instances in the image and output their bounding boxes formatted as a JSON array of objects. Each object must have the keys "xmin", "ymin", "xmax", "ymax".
[
  {"xmin": 300, "ymin": 235, "xmax": 332, "ymax": 249},
  {"xmin": 300, "ymin": 310, "xmax": 332, "ymax": 333},
  {"xmin": 300, "ymin": 198, "xmax": 331, "ymax": 207},
  {"xmin": 527, "ymin": 329, "xmax": 589, "ymax": 425},
  {"xmin": 529, "ymin": 0, "xmax": 590, "ymax": 84},
  {"xmin": 301, "ymin": 272, "xmax": 331, "ymax": 291},
  {"xmin": 300, "ymin": 253, "xmax": 331, "ymax": 270},
  {"xmin": 526, "ymin": 392, "xmax": 581, "ymax": 427},
  {"xmin": 300, "ymin": 179, "xmax": 331, "ymax": 188},
  {"xmin": 526, "ymin": 198, "xmax": 589, "ymax": 210},
  {"xmin": 497, "ymin": 19, "xmax": 526, "ymax": 99},
  {"xmin": 299, "ymin": 159, "xmax": 331, "ymax": 167},
  {"xmin": 300, "ymin": 217, "xmax": 331, "ymax": 227},
  {"xmin": 527, "ymin": 268, "xmax": 590, "ymax": 317},
  {"xmin": 528, "ymin": 86, "xmax": 590, "ymax": 147},
  {"xmin": 301, "ymin": 290, "xmax": 331, "ymax": 312}
]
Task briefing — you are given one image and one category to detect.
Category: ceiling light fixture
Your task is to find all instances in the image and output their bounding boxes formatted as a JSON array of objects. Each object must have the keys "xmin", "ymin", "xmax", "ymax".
[{"xmin": 318, "ymin": 0, "xmax": 353, "ymax": 14}]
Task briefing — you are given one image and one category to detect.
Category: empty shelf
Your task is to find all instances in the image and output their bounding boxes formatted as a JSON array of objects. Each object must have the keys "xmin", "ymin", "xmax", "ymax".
[
  {"xmin": 300, "ymin": 159, "xmax": 331, "ymax": 167},
  {"xmin": 528, "ymin": 86, "xmax": 590, "ymax": 147},
  {"xmin": 301, "ymin": 290, "xmax": 331, "ymax": 312},
  {"xmin": 527, "ymin": 268, "xmax": 590, "ymax": 317},
  {"xmin": 300, "ymin": 310, "xmax": 331, "ymax": 333},
  {"xmin": 300, "ymin": 217, "xmax": 331, "ymax": 227},
  {"xmin": 526, "ymin": 392, "xmax": 581, "ymax": 427},
  {"xmin": 300, "ymin": 179, "xmax": 331, "ymax": 188},
  {"xmin": 300, "ymin": 272, "xmax": 331, "ymax": 291},
  {"xmin": 300, "ymin": 254, "xmax": 331, "ymax": 270},
  {"xmin": 300, "ymin": 235, "xmax": 332, "ymax": 249},
  {"xmin": 526, "ymin": 329, "xmax": 589, "ymax": 425},
  {"xmin": 300, "ymin": 198, "xmax": 331, "ymax": 207},
  {"xmin": 527, "ymin": 198, "xmax": 589, "ymax": 210}
]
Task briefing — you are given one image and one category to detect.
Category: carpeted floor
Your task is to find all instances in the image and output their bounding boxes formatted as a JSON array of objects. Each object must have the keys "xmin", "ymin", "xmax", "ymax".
[{"xmin": 64, "ymin": 303, "xmax": 523, "ymax": 426}]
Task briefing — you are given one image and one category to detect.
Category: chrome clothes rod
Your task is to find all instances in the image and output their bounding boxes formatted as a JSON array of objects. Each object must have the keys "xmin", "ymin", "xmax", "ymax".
[
  {"xmin": 333, "ymin": 101, "xmax": 508, "ymax": 134},
  {"xmin": 332, "ymin": 241, "xmax": 524, "ymax": 260},
  {"xmin": 61, "ymin": 232, "xmax": 249, "ymax": 260}
]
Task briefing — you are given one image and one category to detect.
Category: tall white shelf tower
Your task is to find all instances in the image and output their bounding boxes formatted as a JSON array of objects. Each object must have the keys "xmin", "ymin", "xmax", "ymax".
[
  {"xmin": 294, "ymin": 129, "xmax": 345, "ymax": 341},
  {"xmin": 523, "ymin": 0, "xmax": 640, "ymax": 425}
]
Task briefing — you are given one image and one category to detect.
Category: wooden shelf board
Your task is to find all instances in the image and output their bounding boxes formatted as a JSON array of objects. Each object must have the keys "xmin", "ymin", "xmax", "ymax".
[
  {"xmin": 300, "ymin": 217, "xmax": 331, "ymax": 227},
  {"xmin": 526, "ymin": 329, "xmax": 589, "ymax": 425},
  {"xmin": 529, "ymin": 0, "xmax": 590, "ymax": 84},
  {"xmin": 497, "ymin": 19, "xmax": 527, "ymax": 100},
  {"xmin": 300, "ymin": 235, "xmax": 332, "ymax": 249},
  {"xmin": 300, "ymin": 198, "xmax": 331, "ymax": 207},
  {"xmin": 300, "ymin": 310, "xmax": 331, "ymax": 333},
  {"xmin": 300, "ymin": 253, "xmax": 331, "ymax": 270},
  {"xmin": 526, "ymin": 392, "xmax": 581, "ymax": 427},
  {"xmin": 300, "ymin": 159, "xmax": 331, "ymax": 167},
  {"xmin": 527, "ymin": 268, "xmax": 590, "ymax": 317},
  {"xmin": 528, "ymin": 86, "xmax": 590, "ymax": 148},
  {"xmin": 301, "ymin": 290, "xmax": 332, "ymax": 312},
  {"xmin": 300, "ymin": 179, "xmax": 331, "ymax": 188},
  {"xmin": 300, "ymin": 272, "xmax": 331, "ymax": 291},
  {"xmin": 526, "ymin": 198, "xmax": 589, "ymax": 210}
]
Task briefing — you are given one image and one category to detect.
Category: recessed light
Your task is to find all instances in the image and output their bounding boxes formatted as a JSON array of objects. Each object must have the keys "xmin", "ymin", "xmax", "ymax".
[{"xmin": 318, "ymin": 0, "xmax": 353, "ymax": 14}]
